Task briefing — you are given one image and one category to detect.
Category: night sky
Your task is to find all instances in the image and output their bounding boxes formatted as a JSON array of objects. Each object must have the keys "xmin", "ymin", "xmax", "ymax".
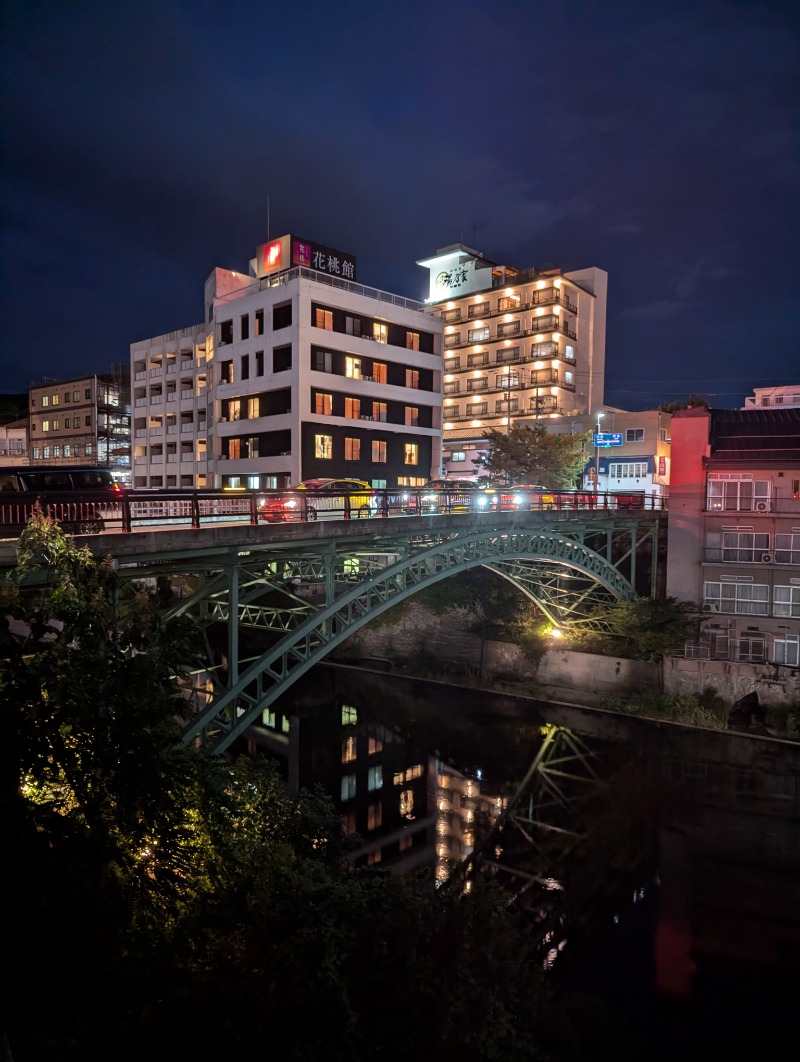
[{"xmin": 2, "ymin": 0, "xmax": 798, "ymax": 409}]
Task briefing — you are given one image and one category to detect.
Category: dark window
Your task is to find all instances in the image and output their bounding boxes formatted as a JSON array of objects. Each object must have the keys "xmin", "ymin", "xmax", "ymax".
[
  {"xmin": 255, "ymin": 309, "xmax": 264, "ymax": 336},
  {"xmin": 241, "ymin": 355, "xmax": 250, "ymax": 380},
  {"xmin": 208, "ymin": 303, "xmax": 213, "ymax": 323},
  {"xmin": 85, "ymin": 388, "xmax": 91, "ymax": 399},
  {"xmin": 273, "ymin": 303, "xmax": 292, "ymax": 330},
  {"xmin": 220, "ymin": 320, "xmax": 233, "ymax": 345},
  {"xmin": 240, "ymin": 314, "xmax": 249, "ymax": 341},
  {"xmin": 85, "ymin": 416, "xmax": 91, "ymax": 426},
  {"xmin": 273, "ymin": 345, "xmax": 292, "ymax": 372},
  {"xmin": 220, "ymin": 361, "xmax": 233, "ymax": 384},
  {"xmin": 255, "ymin": 350, "xmax": 264, "ymax": 376},
  {"xmin": 313, "ymin": 349, "xmax": 332, "ymax": 372}
]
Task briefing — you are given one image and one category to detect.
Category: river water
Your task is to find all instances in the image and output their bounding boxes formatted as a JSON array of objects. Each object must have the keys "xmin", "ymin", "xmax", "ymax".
[{"xmin": 260, "ymin": 662, "xmax": 799, "ymax": 1061}]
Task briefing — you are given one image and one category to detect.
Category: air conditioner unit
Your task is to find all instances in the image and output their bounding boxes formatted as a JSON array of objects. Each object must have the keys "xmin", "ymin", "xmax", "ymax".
[
  {"xmin": 755, "ymin": 500, "xmax": 771, "ymax": 512},
  {"xmin": 761, "ymin": 553, "xmax": 773, "ymax": 563},
  {"xmin": 702, "ymin": 603, "xmax": 721, "ymax": 613},
  {"xmin": 219, "ymin": 416, "xmax": 227, "ymax": 422}
]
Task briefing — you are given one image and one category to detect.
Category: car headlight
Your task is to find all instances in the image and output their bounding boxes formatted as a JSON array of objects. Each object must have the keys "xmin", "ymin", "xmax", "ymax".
[
  {"xmin": 285, "ymin": 499, "xmax": 297, "ymax": 509},
  {"xmin": 477, "ymin": 494, "xmax": 490, "ymax": 507},
  {"xmin": 513, "ymin": 494, "xmax": 523, "ymax": 505}
]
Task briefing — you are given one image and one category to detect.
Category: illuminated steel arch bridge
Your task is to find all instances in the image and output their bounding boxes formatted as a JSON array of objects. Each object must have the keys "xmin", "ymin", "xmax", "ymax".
[{"xmin": 108, "ymin": 508, "xmax": 664, "ymax": 754}]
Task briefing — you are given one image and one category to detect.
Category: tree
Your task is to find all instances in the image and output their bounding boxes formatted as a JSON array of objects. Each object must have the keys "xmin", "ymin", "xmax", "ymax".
[
  {"xmin": 2, "ymin": 512, "xmax": 567, "ymax": 1061},
  {"xmin": 657, "ymin": 394, "xmax": 710, "ymax": 413},
  {"xmin": 473, "ymin": 423, "xmax": 591, "ymax": 488},
  {"xmin": 583, "ymin": 596, "xmax": 697, "ymax": 661}
]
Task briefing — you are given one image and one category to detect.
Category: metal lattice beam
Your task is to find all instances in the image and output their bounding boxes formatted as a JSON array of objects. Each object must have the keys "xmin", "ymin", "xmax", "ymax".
[{"xmin": 181, "ymin": 527, "xmax": 640, "ymax": 753}]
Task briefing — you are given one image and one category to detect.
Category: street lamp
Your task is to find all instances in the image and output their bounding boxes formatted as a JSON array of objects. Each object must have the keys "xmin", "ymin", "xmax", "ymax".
[{"xmin": 594, "ymin": 411, "xmax": 605, "ymax": 496}]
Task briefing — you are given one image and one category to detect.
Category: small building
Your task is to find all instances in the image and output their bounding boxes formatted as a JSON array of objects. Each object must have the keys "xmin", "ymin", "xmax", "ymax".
[
  {"xmin": 28, "ymin": 370, "xmax": 131, "ymax": 484},
  {"xmin": 667, "ymin": 406, "xmax": 800, "ymax": 670},
  {"xmin": 0, "ymin": 416, "xmax": 28, "ymax": 465},
  {"xmin": 131, "ymin": 234, "xmax": 443, "ymax": 490}
]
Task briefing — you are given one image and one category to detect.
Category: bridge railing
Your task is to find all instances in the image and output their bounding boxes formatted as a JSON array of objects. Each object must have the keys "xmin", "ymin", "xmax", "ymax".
[{"xmin": 0, "ymin": 486, "xmax": 667, "ymax": 537}]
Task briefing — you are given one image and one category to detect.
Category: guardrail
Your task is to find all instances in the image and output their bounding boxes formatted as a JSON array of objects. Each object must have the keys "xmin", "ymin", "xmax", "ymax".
[{"xmin": 0, "ymin": 487, "xmax": 668, "ymax": 537}]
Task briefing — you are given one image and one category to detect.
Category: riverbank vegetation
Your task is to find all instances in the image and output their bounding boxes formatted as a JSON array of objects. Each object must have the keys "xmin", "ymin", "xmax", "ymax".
[{"xmin": 3, "ymin": 512, "xmax": 638, "ymax": 1061}]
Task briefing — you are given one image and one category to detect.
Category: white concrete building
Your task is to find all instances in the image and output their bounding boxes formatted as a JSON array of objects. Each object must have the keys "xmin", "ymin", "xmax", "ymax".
[
  {"xmin": 131, "ymin": 235, "xmax": 443, "ymax": 490},
  {"xmin": 417, "ymin": 243, "xmax": 607, "ymax": 478},
  {"xmin": 742, "ymin": 384, "xmax": 800, "ymax": 410}
]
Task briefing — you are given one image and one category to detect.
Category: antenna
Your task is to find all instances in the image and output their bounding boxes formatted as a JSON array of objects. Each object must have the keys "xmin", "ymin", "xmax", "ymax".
[{"xmin": 267, "ymin": 195, "xmax": 270, "ymax": 241}]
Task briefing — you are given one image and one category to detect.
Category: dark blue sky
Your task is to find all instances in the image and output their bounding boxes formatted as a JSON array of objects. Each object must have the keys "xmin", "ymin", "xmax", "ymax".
[{"xmin": 2, "ymin": 0, "xmax": 798, "ymax": 408}]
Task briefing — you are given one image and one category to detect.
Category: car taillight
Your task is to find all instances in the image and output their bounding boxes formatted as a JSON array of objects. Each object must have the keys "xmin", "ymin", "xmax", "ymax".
[{"xmin": 112, "ymin": 483, "xmax": 123, "ymax": 495}]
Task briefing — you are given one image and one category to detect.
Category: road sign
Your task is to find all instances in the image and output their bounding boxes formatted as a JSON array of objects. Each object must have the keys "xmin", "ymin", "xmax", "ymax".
[{"xmin": 593, "ymin": 432, "xmax": 623, "ymax": 447}]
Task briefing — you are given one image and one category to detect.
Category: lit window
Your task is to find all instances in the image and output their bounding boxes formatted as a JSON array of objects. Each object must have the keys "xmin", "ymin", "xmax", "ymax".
[
  {"xmin": 344, "ymin": 437, "xmax": 361, "ymax": 461},
  {"xmin": 368, "ymin": 728, "xmax": 383, "ymax": 755},
  {"xmin": 372, "ymin": 440, "xmax": 387, "ymax": 463},
  {"xmin": 315, "ymin": 393, "xmax": 333, "ymax": 415},
  {"xmin": 373, "ymin": 323, "xmax": 388, "ymax": 344},
  {"xmin": 342, "ymin": 736, "xmax": 357, "ymax": 763},
  {"xmin": 373, "ymin": 362, "xmax": 387, "ymax": 383},
  {"xmin": 406, "ymin": 331, "xmax": 420, "ymax": 350},
  {"xmin": 367, "ymin": 850, "xmax": 382, "ymax": 865},
  {"xmin": 404, "ymin": 443, "xmax": 418, "ymax": 465},
  {"xmin": 315, "ymin": 308, "xmax": 333, "ymax": 330},
  {"xmin": 51, "ymin": 394, "xmax": 59, "ymax": 406},
  {"xmin": 399, "ymin": 790, "xmax": 414, "ymax": 817},
  {"xmin": 315, "ymin": 434, "xmax": 333, "ymax": 459},
  {"xmin": 248, "ymin": 397, "xmax": 260, "ymax": 418},
  {"xmin": 451, "ymin": 450, "xmax": 466, "ymax": 462},
  {"xmin": 346, "ymin": 356, "xmax": 362, "ymax": 379},
  {"xmin": 42, "ymin": 420, "xmax": 50, "ymax": 432},
  {"xmin": 344, "ymin": 397, "xmax": 360, "ymax": 419},
  {"xmin": 341, "ymin": 704, "xmax": 358, "ymax": 725},
  {"xmin": 405, "ymin": 369, "xmax": 420, "ymax": 389},
  {"xmin": 341, "ymin": 774, "xmax": 356, "ymax": 801},
  {"xmin": 41, "ymin": 395, "xmax": 49, "ymax": 407},
  {"xmin": 404, "ymin": 407, "xmax": 419, "ymax": 427},
  {"xmin": 367, "ymin": 802, "xmax": 383, "ymax": 830},
  {"xmin": 372, "ymin": 402, "xmax": 387, "ymax": 422},
  {"xmin": 368, "ymin": 765, "xmax": 383, "ymax": 791}
]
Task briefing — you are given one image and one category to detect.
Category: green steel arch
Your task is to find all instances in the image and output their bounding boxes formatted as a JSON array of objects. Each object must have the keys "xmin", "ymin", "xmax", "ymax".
[{"xmin": 182, "ymin": 526, "xmax": 637, "ymax": 754}]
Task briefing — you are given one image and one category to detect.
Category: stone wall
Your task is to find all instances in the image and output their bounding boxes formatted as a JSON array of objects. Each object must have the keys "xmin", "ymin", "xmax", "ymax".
[{"xmin": 664, "ymin": 654, "xmax": 800, "ymax": 709}]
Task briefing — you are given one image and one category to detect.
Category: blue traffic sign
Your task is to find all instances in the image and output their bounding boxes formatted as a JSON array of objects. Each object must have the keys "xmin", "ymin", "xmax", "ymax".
[{"xmin": 593, "ymin": 432, "xmax": 623, "ymax": 447}]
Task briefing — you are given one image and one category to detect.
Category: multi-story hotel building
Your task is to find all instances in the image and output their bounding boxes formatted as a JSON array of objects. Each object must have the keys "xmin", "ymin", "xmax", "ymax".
[
  {"xmin": 417, "ymin": 243, "xmax": 607, "ymax": 477},
  {"xmin": 131, "ymin": 235, "xmax": 443, "ymax": 490},
  {"xmin": 28, "ymin": 370, "xmax": 131, "ymax": 483},
  {"xmin": 667, "ymin": 406, "xmax": 800, "ymax": 674}
]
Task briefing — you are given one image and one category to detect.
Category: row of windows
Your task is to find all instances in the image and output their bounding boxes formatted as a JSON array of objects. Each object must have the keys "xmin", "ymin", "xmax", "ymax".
[
  {"xmin": 704, "ymin": 582, "xmax": 800, "ymax": 616},
  {"xmin": 219, "ymin": 304, "xmax": 291, "ymax": 344},
  {"xmin": 36, "ymin": 416, "xmax": 92, "ymax": 432},
  {"xmin": 444, "ymin": 345, "xmax": 574, "ymax": 370},
  {"xmin": 441, "ymin": 287, "xmax": 576, "ymax": 323},
  {"xmin": 32, "ymin": 444, "xmax": 94, "ymax": 459},
  {"xmin": 313, "ymin": 394, "xmax": 420, "ymax": 426},
  {"xmin": 314, "ymin": 434, "xmax": 419, "ymax": 465},
  {"xmin": 32, "ymin": 388, "xmax": 93, "ymax": 408},
  {"xmin": 706, "ymin": 531, "xmax": 800, "ymax": 564},
  {"xmin": 313, "ymin": 307, "xmax": 425, "ymax": 352},
  {"xmin": 446, "ymin": 397, "xmax": 562, "ymax": 418},
  {"xmin": 692, "ymin": 631, "xmax": 799, "ymax": 667},
  {"xmin": 218, "ymin": 345, "xmax": 291, "ymax": 383},
  {"xmin": 608, "ymin": 462, "xmax": 649, "ymax": 478}
]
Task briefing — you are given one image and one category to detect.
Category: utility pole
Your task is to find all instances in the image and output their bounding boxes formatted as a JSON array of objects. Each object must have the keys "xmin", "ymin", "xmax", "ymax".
[{"xmin": 595, "ymin": 410, "xmax": 605, "ymax": 496}]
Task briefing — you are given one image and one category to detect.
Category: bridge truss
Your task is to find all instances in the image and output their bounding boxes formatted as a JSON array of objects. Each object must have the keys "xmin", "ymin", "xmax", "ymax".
[{"xmin": 116, "ymin": 511, "xmax": 663, "ymax": 753}]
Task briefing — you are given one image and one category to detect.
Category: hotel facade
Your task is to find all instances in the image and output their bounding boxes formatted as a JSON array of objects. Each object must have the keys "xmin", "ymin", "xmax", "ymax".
[
  {"xmin": 417, "ymin": 243, "xmax": 607, "ymax": 478},
  {"xmin": 131, "ymin": 235, "xmax": 443, "ymax": 491}
]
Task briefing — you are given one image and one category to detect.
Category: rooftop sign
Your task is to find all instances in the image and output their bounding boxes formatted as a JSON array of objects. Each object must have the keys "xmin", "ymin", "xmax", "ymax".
[{"xmin": 254, "ymin": 235, "xmax": 357, "ymax": 282}]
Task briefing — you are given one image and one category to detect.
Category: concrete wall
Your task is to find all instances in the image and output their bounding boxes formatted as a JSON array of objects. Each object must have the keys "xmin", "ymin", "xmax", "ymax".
[{"xmin": 664, "ymin": 654, "xmax": 800, "ymax": 708}]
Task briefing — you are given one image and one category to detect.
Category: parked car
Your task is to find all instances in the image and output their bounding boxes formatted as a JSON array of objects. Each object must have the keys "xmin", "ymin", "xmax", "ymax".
[
  {"xmin": 418, "ymin": 479, "xmax": 487, "ymax": 514},
  {"xmin": 258, "ymin": 478, "xmax": 375, "ymax": 522},
  {"xmin": 0, "ymin": 465, "xmax": 125, "ymax": 534}
]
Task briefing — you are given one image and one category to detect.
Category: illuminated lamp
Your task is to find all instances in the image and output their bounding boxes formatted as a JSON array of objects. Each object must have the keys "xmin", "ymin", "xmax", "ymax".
[
  {"xmin": 475, "ymin": 295, "xmax": 484, "ymax": 303},
  {"xmin": 552, "ymin": 333, "xmax": 560, "ymax": 340},
  {"xmin": 534, "ymin": 361, "xmax": 544, "ymax": 370},
  {"xmin": 471, "ymin": 420, "xmax": 482, "ymax": 427},
  {"xmin": 473, "ymin": 321, "xmax": 483, "ymax": 328},
  {"xmin": 445, "ymin": 325, "xmax": 453, "ymax": 333},
  {"xmin": 445, "ymin": 350, "xmax": 454, "ymax": 358},
  {"xmin": 504, "ymin": 314, "xmax": 513, "ymax": 322},
  {"xmin": 536, "ymin": 307, "xmax": 544, "ymax": 316},
  {"xmin": 446, "ymin": 301, "xmax": 455, "ymax": 309},
  {"xmin": 535, "ymin": 334, "xmax": 543, "ymax": 341},
  {"xmin": 503, "ymin": 416, "xmax": 509, "ymax": 425},
  {"xmin": 473, "ymin": 345, "xmax": 482, "ymax": 353},
  {"xmin": 551, "ymin": 387, "xmax": 558, "ymax": 395},
  {"xmin": 505, "ymin": 287, "xmax": 515, "ymax": 296},
  {"xmin": 445, "ymin": 374, "xmax": 453, "ymax": 382},
  {"xmin": 537, "ymin": 280, "xmax": 546, "ymax": 289},
  {"xmin": 554, "ymin": 279, "xmax": 561, "ymax": 288},
  {"xmin": 444, "ymin": 422, "xmax": 453, "ymax": 429},
  {"xmin": 473, "ymin": 370, "xmax": 482, "ymax": 377}
]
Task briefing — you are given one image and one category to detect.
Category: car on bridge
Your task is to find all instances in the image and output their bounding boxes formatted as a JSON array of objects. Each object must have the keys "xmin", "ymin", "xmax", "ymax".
[
  {"xmin": 258, "ymin": 478, "xmax": 375, "ymax": 522},
  {"xmin": 404, "ymin": 479, "xmax": 488, "ymax": 514}
]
